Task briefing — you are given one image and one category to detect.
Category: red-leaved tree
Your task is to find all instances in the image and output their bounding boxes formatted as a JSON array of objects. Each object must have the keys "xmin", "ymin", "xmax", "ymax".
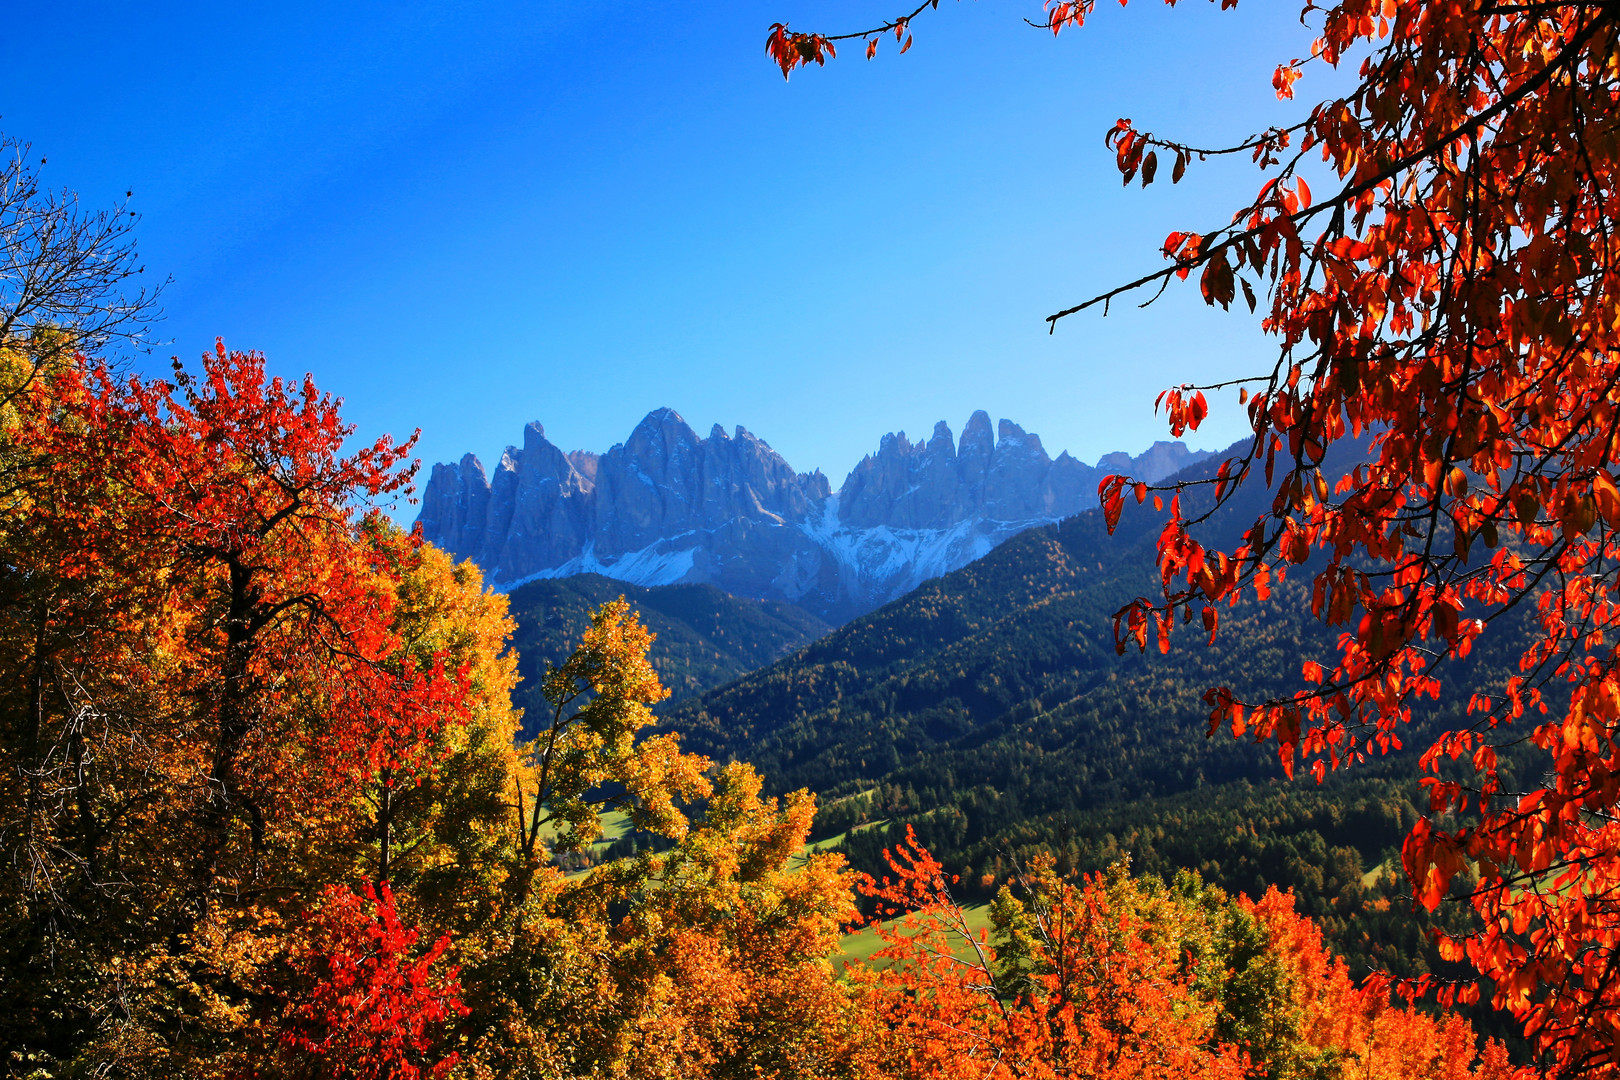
[
  {"xmin": 26, "ymin": 341, "xmax": 428, "ymax": 923},
  {"xmin": 280, "ymin": 882, "xmax": 468, "ymax": 1080},
  {"xmin": 1, "ymin": 342, "xmax": 481, "ymax": 1073}
]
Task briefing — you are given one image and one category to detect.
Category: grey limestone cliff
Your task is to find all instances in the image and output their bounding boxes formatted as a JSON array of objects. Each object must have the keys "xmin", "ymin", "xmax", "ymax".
[{"xmin": 416, "ymin": 408, "xmax": 1211, "ymax": 622}]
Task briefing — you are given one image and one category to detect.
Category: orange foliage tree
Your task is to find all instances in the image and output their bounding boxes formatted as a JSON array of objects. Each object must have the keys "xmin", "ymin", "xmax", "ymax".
[
  {"xmin": 0, "ymin": 343, "xmax": 479, "ymax": 1075},
  {"xmin": 853, "ymin": 828, "xmax": 1248, "ymax": 1080},
  {"xmin": 22, "ymin": 341, "xmax": 434, "ymax": 923},
  {"xmin": 464, "ymin": 598, "xmax": 873, "ymax": 1080},
  {"xmin": 766, "ymin": 0, "xmax": 1620, "ymax": 1071},
  {"xmin": 2, "ymin": 340, "xmax": 878, "ymax": 1077},
  {"xmin": 856, "ymin": 830, "xmax": 1516, "ymax": 1079}
]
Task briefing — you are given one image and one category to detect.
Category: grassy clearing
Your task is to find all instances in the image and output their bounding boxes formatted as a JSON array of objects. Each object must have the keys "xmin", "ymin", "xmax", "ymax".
[
  {"xmin": 549, "ymin": 808, "xmax": 636, "ymax": 878},
  {"xmin": 536, "ymin": 807, "xmax": 632, "ymax": 847},
  {"xmin": 594, "ymin": 808, "xmax": 632, "ymax": 846},
  {"xmin": 834, "ymin": 902, "xmax": 994, "ymax": 972},
  {"xmin": 1361, "ymin": 857, "xmax": 1396, "ymax": 889},
  {"xmin": 789, "ymin": 819, "xmax": 891, "ymax": 871}
]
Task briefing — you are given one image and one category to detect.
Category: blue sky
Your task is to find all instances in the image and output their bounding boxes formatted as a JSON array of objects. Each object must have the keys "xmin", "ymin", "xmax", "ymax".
[{"xmin": 2, "ymin": 0, "xmax": 1326, "ymax": 506}]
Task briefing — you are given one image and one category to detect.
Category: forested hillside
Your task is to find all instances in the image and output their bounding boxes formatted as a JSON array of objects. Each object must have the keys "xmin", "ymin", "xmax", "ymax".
[
  {"xmin": 504, "ymin": 574, "xmax": 828, "ymax": 735},
  {"xmin": 664, "ymin": 444, "xmax": 1540, "ymax": 982}
]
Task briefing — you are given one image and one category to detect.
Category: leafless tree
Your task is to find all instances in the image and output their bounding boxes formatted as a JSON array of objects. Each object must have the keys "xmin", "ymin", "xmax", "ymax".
[{"xmin": 0, "ymin": 133, "xmax": 165, "ymax": 407}]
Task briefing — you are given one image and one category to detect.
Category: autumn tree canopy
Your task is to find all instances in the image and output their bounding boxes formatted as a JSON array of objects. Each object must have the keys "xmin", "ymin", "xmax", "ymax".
[
  {"xmin": 768, "ymin": 0, "xmax": 1620, "ymax": 1073},
  {"xmin": 0, "ymin": 341, "xmax": 870, "ymax": 1078},
  {"xmin": 854, "ymin": 828, "xmax": 1515, "ymax": 1080},
  {"xmin": 9, "ymin": 0, "xmax": 1618, "ymax": 1065}
]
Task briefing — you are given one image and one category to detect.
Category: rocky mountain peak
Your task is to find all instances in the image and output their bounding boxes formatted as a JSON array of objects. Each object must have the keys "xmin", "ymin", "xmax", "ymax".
[
  {"xmin": 1096, "ymin": 439, "xmax": 1216, "ymax": 484},
  {"xmin": 567, "ymin": 450, "xmax": 599, "ymax": 487},
  {"xmin": 959, "ymin": 409, "xmax": 993, "ymax": 457},
  {"xmin": 417, "ymin": 409, "xmax": 1213, "ymax": 622},
  {"xmin": 837, "ymin": 413, "xmax": 1080, "ymax": 530}
]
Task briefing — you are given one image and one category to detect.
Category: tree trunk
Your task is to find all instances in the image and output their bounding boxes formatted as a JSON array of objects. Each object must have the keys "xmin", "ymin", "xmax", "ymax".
[{"xmin": 187, "ymin": 560, "xmax": 259, "ymax": 927}]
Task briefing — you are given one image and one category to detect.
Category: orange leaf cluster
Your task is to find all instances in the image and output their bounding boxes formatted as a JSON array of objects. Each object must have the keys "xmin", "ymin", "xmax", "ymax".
[
  {"xmin": 853, "ymin": 830, "xmax": 1249, "ymax": 1080},
  {"xmin": 850, "ymin": 832, "xmax": 1517, "ymax": 1079}
]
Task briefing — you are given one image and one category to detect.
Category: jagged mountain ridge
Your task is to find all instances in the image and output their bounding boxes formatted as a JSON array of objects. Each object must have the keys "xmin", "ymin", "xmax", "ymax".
[{"xmin": 416, "ymin": 408, "xmax": 1211, "ymax": 621}]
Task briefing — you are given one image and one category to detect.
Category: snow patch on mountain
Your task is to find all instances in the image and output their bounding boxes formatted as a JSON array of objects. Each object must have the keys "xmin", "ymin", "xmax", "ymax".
[{"xmin": 501, "ymin": 539, "xmax": 699, "ymax": 591}]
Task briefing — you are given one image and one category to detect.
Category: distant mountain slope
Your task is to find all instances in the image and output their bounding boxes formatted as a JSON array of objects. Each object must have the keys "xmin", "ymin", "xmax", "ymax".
[
  {"xmin": 662, "ymin": 452, "xmax": 1298, "ymax": 804},
  {"xmin": 419, "ymin": 408, "xmax": 1211, "ymax": 622},
  {"xmin": 661, "ymin": 438, "xmax": 1537, "ymax": 887},
  {"xmin": 505, "ymin": 574, "xmax": 829, "ymax": 737},
  {"xmin": 646, "ymin": 441, "xmax": 1542, "ymax": 1017}
]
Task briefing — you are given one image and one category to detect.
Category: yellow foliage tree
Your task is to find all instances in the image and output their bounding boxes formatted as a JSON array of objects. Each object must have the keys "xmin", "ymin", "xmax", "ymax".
[{"xmin": 460, "ymin": 598, "xmax": 877, "ymax": 1080}]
